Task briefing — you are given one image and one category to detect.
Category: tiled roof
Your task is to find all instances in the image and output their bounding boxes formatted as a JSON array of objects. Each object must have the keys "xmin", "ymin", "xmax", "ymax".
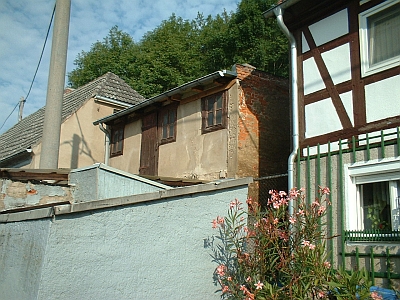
[{"xmin": 0, "ymin": 72, "xmax": 144, "ymax": 163}]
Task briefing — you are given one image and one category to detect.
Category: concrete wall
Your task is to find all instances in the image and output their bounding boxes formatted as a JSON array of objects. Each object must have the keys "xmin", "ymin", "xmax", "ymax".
[{"xmin": 0, "ymin": 178, "xmax": 250, "ymax": 300}]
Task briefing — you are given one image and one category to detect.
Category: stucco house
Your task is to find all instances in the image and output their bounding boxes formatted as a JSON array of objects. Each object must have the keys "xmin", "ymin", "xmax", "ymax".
[
  {"xmin": 265, "ymin": 0, "xmax": 400, "ymax": 288},
  {"xmin": 0, "ymin": 72, "xmax": 144, "ymax": 169},
  {"xmin": 93, "ymin": 64, "xmax": 290, "ymax": 203}
]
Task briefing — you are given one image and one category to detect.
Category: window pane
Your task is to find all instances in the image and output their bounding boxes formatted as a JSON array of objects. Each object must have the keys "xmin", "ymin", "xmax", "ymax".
[
  {"xmin": 216, "ymin": 95, "xmax": 222, "ymax": 109},
  {"xmin": 216, "ymin": 110, "xmax": 222, "ymax": 125},
  {"xmin": 208, "ymin": 112, "xmax": 214, "ymax": 127},
  {"xmin": 207, "ymin": 98, "xmax": 214, "ymax": 112},
  {"xmin": 368, "ymin": 3, "xmax": 400, "ymax": 65},
  {"xmin": 362, "ymin": 181, "xmax": 391, "ymax": 230}
]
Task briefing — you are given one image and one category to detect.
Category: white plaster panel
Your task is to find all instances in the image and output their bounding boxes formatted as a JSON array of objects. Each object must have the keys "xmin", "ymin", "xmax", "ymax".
[
  {"xmin": 303, "ymin": 57, "xmax": 325, "ymax": 95},
  {"xmin": 365, "ymin": 75, "xmax": 400, "ymax": 123},
  {"xmin": 321, "ymin": 43, "xmax": 352, "ymax": 85},
  {"xmin": 309, "ymin": 9, "xmax": 349, "ymax": 46},
  {"xmin": 305, "ymin": 98, "xmax": 343, "ymax": 138},
  {"xmin": 340, "ymin": 90, "xmax": 354, "ymax": 126},
  {"xmin": 36, "ymin": 186, "xmax": 249, "ymax": 300},
  {"xmin": 302, "ymin": 32, "xmax": 310, "ymax": 53}
]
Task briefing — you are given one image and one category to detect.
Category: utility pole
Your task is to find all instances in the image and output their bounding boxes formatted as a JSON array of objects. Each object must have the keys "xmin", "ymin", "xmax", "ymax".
[
  {"xmin": 18, "ymin": 97, "xmax": 25, "ymax": 122},
  {"xmin": 39, "ymin": 0, "xmax": 71, "ymax": 169}
]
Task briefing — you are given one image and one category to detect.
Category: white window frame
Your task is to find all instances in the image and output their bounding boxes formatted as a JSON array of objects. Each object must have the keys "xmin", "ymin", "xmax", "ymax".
[
  {"xmin": 345, "ymin": 157, "xmax": 400, "ymax": 233},
  {"xmin": 359, "ymin": 0, "xmax": 400, "ymax": 77}
]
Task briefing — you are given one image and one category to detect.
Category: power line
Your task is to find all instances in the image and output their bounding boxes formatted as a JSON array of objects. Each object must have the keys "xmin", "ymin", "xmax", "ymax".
[{"xmin": 0, "ymin": 3, "xmax": 56, "ymax": 132}]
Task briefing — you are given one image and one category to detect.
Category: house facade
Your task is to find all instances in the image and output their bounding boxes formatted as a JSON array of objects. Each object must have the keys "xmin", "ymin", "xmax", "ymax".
[
  {"xmin": 0, "ymin": 73, "xmax": 144, "ymax": 169},
  {"xmin": 265, "ymin": 0, "xmax": 400, "ymax": 288},
  {"xmin": 94, "ymin": 64, "xmax": 290, "ymax": 203}
]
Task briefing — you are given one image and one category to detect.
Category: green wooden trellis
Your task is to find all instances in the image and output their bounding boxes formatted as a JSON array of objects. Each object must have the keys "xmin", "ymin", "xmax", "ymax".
[{"xmin": 296, "ymin": 127, "xmax": 400, "ymax": 287}]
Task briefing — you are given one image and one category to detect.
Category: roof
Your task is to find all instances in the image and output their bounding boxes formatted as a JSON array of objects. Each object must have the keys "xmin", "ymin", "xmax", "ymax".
[
  {"xmin": 94, "ymin": 69, "xmax": 237, "ymax": 125},
  {"xmin": 0, "ymin": 72, "xmax": 145, "ymax": 164}
]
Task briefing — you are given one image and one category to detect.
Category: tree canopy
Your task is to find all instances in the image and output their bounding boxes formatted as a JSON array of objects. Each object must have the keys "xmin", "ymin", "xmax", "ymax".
[{"xmin": 68, "ymin": 0, "xmax": 288, "ymax": 98}]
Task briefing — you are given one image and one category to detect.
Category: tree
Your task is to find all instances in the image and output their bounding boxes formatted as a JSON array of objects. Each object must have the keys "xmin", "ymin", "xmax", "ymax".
[
  {"xmin": 68, "ymin": 0, "xmax": 289, "ymax": 97},
  {"xmin": 68, "ymin": 26, "xmax": 138, "ymax": 89}
]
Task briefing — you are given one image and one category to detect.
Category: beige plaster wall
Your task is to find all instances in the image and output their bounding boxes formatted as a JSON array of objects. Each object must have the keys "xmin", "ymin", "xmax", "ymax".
[
  {"xmin": 28, "ymin": 99, "xmax": 115, "ymax": 169},
  {"xmin": 158, "ymin": 98, "xmax": 228, "ymax": 180},
  {"xmin": 109, "ymin": 120, "xmax": 142, "ymax": 174}
]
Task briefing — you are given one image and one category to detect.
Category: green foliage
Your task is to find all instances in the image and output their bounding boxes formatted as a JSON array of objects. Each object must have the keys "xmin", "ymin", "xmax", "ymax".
[
  {"xmin": 68, "ymin": 0, "xmax": 289, "ymax": 98},
  {"xmin": 328, "ymin": 268, "xmax": 372, "ymax": 300}
]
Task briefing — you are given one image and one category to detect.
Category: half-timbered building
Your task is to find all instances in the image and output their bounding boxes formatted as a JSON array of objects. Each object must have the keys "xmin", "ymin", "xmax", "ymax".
[{"xmin": 265, "ymin": 0, "xmax": 400, "ymax": 288}]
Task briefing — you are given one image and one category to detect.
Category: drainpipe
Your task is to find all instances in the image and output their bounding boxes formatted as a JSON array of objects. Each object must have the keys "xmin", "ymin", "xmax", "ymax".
[
  {"xmin": 274, "ymin": 6, "xmax": 299, "ymax": 216},
  {"xmin": 99, "ymin": 123, "xmax": 110, "ymax": 165}
]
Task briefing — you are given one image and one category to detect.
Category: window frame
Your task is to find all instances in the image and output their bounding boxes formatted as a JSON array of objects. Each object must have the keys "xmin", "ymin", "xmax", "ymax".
[
  {"xmin": 110, "ymin": 125, "xmax": 124, "ymax": 157},
  {"xmin": 345, "ymin": 157, "xmax": 400, "ymax": 241},
  {"xmin": 359, "ymin": 0, "xmax": 400, "ymax": 77},
  {"xmin": 158, "ymin": 103, "xmax": 178, "ymax": 145},
  {"xmin": 201, "ymin": 91, "xmax": 228, "ymax": 134}
]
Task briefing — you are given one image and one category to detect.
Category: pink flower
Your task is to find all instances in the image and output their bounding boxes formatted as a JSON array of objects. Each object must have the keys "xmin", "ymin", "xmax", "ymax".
[
  {"xmin": 217, "ymin": 216, "xmax": 224, "ymax": 224},
  {"xmin": 317, "ymin": 291, "xmax": 326, "ymax": 298},
  {"xmin": 297, "ymin": 209, "xmax": 305, "ymax": 216},
  {"xmin": 273, "ymin": 218, "xmax": 279, "ymax": 224},
  {"xmin": 302, "ymin": 240, "xmax": 310, "ymax": 247},
  {"xmin": 371, "ymin": 292, "xmax": 383, "ymax": 300},
  {"xmin": 309, "ymin": 243, "xmax": 316, "ymax": 250},
  {"xmin": 317, "ymin": 206, "xmax": 326, "ymax": 216},
  {"xmin": 289, "ymin": 188, "xmax": 299, "ymax": 199},
  {"xmin": 324, "ymin": 261, "xmax": 331, "ymax": 268},
  {"xmin": 221, "ymin": 285, "xmax": 229, "ymax": 293},
  {"xmin": 289, "ymin": 216, "xmax": 296, "ymax": 224},
  {"xmin": 319, "ymin": 186, "xmax": 330, "ymax": 195},
  {"xmin": 254, "ymin": 281, "xmax": 264, "ymax": 290},
  {"xmin": 212, "ymin": 219, "xmax": 218, "ymax": 229},
  {"xmin": 240, "ymin": 285, "xmax": 248, "ymax": 294},
  {"xmin": 312, "ymin": 201, "xmax": 320, "ymax": 208},
  {"xmin": 216, "ymin": 264, "xmax": 226, "ymax": 276},
  {"xmin": 227, "ymin": 276, "xmax": 232, "ymax": 281},
  {"xmin": 246, "ymin": 276, "xmax": 252, "ymax": 282}
]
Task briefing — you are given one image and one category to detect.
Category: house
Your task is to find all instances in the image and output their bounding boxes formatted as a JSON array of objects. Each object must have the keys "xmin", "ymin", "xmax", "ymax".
[
  {"xmin": 0, "ymin": 164, "xmax": 251, "ymax": 299},
  {"xmin": 265, "ymin": 0, "xmax": 400, "ymax": 288},
  {"xmin": 0, "ymin": 72, "xmax": 145, "ymax": 169},
  {"xmin": 93, "ymin": 64, "xmax": 290, "ymax": 204}
]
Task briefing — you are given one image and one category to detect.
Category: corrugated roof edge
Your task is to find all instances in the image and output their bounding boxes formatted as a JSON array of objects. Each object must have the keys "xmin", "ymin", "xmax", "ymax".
[{"xmin": 93, "ymin": 69, "xmax": 237, "ymax": 125}]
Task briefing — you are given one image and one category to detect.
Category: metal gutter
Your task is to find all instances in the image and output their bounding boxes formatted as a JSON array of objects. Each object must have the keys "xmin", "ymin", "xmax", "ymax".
[
  {"xmin": 263, "ymin": 0, "xmax": 301, "ymax": 18},
  {"xmin": 269, "ymin": 6, "xmax": 299, "ymax": 216},
  {"xmin": 93, "ymin": 69, "xmax": 237, "ymax": 126},
  {"xmin": 94, "ymin": 95, "xmax": 133, "ymax": 109}
]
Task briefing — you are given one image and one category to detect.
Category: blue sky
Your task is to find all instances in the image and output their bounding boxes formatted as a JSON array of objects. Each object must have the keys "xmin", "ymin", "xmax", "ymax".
[{"xmin": 0, "ymin": 0, "xmax": 239, "ymax": 134}]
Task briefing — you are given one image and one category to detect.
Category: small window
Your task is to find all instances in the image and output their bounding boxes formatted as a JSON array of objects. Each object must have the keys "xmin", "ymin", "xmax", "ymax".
[
  {"xmin": 159, "ymin": 104, "xmax": 177, "ymax": 144},
  {"xmin": 201, "ymin": 92, "xmax": 227, "ymax": 133},
  {"xmin": 359, "ymin": 0, "xmax": 400, "ymax": 77},
  {"xmin": 110, "ymin": 126, "xmax": 124, "ymax": 156},
  {"xmin": 345, "ymin": 158, "xmax": 400, "ymax": 242}
]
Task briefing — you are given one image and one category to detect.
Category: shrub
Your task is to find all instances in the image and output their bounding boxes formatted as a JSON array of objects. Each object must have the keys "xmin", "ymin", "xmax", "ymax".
[{"xmin": 211, "ymin": 188, "xmax": 381, "ymax": 300}]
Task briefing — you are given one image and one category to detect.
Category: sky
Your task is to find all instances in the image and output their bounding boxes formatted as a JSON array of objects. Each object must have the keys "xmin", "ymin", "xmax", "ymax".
[{"xmin": 0, "ymin": 0, "xmax": 239, "ymax": 134}]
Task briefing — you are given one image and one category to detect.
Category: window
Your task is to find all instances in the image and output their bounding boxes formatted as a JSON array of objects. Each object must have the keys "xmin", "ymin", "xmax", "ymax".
[
  {"xmin": 345, "ymin": 158, "xmax": 400, "ymax": 241},
  {"xmin": 110, "ymin": 126, "xmax": 124, "ymax": 156},
  {"xmin": 159, "ymin": 104, "xmax": 177, "ymax": 144},
  {"xmin": 201, "ymin": 92, "xmax": 227, "ymax": 133},
  {"xmin": 359, "ymin": 0, "xmax": 400, "ymax": 77}
]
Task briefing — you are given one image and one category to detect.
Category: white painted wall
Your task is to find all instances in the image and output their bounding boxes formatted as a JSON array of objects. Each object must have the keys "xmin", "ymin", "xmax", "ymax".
[
  {"xmin": 365, "ymin": 75, "xmax": 400, "ymax": 123},
  {"xmin": 0, "ymin": 181, "xmax": 249, "ymax": 300},
  {"xmin": 308, "ymin": 9, "xmax": 349, "ymax": 47}
]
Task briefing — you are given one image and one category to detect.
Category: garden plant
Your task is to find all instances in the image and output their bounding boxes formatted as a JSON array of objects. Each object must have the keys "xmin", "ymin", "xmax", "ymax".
[{"xmin": 211, "ymin": 187, "xmax": 384, "ymax": 300}]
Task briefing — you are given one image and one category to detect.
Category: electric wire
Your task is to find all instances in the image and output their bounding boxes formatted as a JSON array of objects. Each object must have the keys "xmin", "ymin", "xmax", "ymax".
[{"xmin": 0, "ymin": 3, "xmax": 56, "ymax": 132}]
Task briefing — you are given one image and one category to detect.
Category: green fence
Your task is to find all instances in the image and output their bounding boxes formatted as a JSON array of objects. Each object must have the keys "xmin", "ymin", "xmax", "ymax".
[{"xmin": 296, "ymin": 127, "xmax": 400, "ymax": 287}]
